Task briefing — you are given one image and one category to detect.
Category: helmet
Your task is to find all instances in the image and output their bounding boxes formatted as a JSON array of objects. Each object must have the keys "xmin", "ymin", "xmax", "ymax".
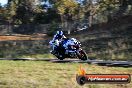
[
  {"xmin": 56, "ymin": 31, "xmax": 64, "ymax": 39},
  {"xmin": 57, "ymin": 31, "xmax": 63, "ymax": 36}
]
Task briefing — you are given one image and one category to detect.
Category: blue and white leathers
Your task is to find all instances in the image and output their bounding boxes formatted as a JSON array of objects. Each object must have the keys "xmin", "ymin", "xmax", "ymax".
[{"xmin": 49, "ymin": 31, "xmax": 66, "ymax": 51}]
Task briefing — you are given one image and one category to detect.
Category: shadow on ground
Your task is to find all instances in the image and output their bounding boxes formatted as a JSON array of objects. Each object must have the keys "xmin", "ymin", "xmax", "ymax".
[{"xmin": 0, "ymin": 58, "xmax": 132, "ymax": 67}]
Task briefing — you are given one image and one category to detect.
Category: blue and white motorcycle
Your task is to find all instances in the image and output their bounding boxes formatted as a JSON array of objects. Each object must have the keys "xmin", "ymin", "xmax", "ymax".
[{"xmin": 49, "ymin": 38, "xmax": 88, "ymax": 60}]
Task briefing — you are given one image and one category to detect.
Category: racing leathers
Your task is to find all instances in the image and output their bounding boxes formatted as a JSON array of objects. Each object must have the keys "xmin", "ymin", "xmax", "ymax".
[{"xmin": 49, "ymin": 32, "xmax": 66, "ymax": 54}]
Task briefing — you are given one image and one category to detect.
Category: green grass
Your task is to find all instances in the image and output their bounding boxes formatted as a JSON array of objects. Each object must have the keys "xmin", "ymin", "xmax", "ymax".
[
  {"xmin": 0, "ymin": 60, "xmax": 131, "ymax": 88},
  {"xmin": 16, "ymin": 54, "xmax": 55, "ymax": 59}
]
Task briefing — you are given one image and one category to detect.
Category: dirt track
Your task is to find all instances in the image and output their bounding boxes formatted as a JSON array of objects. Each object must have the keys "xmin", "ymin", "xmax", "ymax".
[{"xmin": 0, "ymin": 34, "xmax": 47, "ymax": 41}]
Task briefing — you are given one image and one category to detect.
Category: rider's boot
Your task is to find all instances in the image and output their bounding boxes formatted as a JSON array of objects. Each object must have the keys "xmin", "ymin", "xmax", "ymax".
[
  {"xmin": 65, "ymin": 50, "xmax": 69, "ymax": 54},
  {"xmin": 50, "ymin": 50, "xmax": 53, "ymax": 54},
  {"xmin": 50, "ymin": 50, "xmax": 56, "ymax": 54}
]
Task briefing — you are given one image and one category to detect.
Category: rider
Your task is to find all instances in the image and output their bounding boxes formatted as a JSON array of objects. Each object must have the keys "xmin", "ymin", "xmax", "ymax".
[{"xmin": 49, "ymin": 29, "xmax": 67, "ymax": 54}]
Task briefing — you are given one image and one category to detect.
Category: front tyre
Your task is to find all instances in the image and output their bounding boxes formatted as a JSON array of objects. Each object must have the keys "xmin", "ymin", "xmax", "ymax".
[
  {"xmin": 52, "ymin": 51, "xmax": 65, "ymax": 60},
  {"xmin": 77, "ymin": 50, "xmax": 87, "ymax": 61},
  {"xmin": 56, "ymin": 54, "xmax": 65, "ymax": 60}
]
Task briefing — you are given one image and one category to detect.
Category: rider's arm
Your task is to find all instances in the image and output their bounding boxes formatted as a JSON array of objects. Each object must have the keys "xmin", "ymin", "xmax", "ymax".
[
  {"xmin": 49, "ymin": 35, "xmax": 57, "ymax": 45},
  {"xmin": 52, "ymin": 34, "xmax": 57, "ymax": 43},
  {"xmin": 62, "ymin": 35, "xmax": 66, "ymax": 39}
]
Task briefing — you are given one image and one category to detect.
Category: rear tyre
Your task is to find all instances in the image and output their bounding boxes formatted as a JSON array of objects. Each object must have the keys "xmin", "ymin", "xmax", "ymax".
[{"xmin": 77, "ymin": 50, "xmax": 87, "ymax": 61}]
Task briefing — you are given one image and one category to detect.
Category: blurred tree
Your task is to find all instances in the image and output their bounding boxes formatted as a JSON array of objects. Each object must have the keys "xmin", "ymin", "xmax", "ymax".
[
  {"xmin": 0, "ymin": 3, "xmax": 7, "ymax": 24},
  {"xmin": 97, "ymin": 0, "xmax": 130, "ymax": 22},
  {"xmin": 8, "ymin": 0, "xmax": 12, "ymax": 4},
  {"xmin": 82, "ymin": 0, "xmax": 99, "ymax": 26},
  {"xmin": 54, "ymin": 0, "xmax": 78, "ymax": 26},
  {"xmin": 6, "ymin": 0, "xmax": 43, "ymax": 24},
  {"xmin": 3, "ymin": 0, "xmax": 131, "ymax": 26}
]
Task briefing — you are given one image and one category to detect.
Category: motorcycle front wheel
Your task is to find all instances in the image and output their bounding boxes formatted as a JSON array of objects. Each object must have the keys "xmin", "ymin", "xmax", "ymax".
[
  {"xmin": 52, "ymin": 50, "xmax": 65, "ymax": 60},
  {"xmin": 56, "ymin": 55, "xmax": 65, "ymax": 60},
  {"xmin": 55, "ymin": 52, "xmax": 65, "ymax": 60}
]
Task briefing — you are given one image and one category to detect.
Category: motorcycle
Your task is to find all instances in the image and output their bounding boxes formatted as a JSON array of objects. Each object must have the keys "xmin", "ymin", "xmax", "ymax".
[{"xmin": 49, "ymin": 38, "xmax": 88, "ymax": 60}]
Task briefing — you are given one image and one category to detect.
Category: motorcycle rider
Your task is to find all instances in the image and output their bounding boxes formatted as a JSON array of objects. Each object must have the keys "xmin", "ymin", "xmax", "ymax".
[
  {"xmin": 49, "ymin": 29, "xmax": 87, "ymax": 60},
  {"xmin": 49, "ymin": 29, "xmax": 67, "ymax": 55}
]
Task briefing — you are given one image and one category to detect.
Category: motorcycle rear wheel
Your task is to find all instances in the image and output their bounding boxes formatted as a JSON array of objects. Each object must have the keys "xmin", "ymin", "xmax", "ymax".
[{"xmin": 77, "ymin": 50, "xmax": 87, "ymax": 61}]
